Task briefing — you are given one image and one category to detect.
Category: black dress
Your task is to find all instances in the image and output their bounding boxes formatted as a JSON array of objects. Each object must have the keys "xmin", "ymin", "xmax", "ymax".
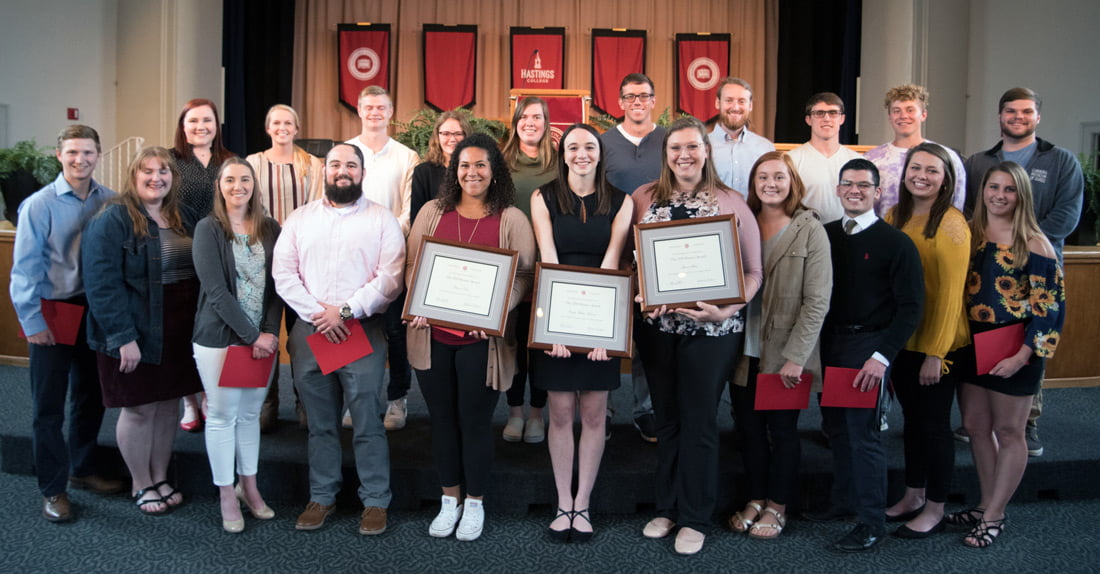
[{"xmin": 531, "ymin": 184, "xmax": 625, "ymax": 392}]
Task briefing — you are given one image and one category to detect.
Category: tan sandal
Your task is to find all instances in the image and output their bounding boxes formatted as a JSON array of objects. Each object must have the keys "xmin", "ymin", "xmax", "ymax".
[
  {"xmin": 728, "ymin": 501, "xmax": 763, "ymax": 533},
  {"xmin": 748, "ymin": 507, "xmax": 786, "ymax": 540}
]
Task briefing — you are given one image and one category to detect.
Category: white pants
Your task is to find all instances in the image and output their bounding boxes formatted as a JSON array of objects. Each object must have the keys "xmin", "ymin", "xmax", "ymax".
[{"xmin": 194, "ymin": 343, "xmax": 273, "ymax": 486}]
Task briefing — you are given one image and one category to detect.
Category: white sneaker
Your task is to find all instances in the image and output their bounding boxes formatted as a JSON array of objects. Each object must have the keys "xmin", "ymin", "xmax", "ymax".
[
  {"xmin": 428, "ymin": 495, "xmax": 462, "ymax": 538},
  {"xmin": 384, "ymin": 398, "xmax": 407, "ymax": 431},
  {"xmin": 455, "ymin": 498, "xmax": 485, "ymax": 541},
  {"xmin": 502, "ymin": 417, "xmax": 524, "ymax": 442}
]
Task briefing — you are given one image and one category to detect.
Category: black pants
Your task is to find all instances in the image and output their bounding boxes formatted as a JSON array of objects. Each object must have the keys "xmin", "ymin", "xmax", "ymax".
[
  {"xmin": 29, "ymin": 297, "xmax": 106, "ymax": 496},
  {"xmin": 892, "ymin": 349, "xmax": 957, "ymax": 502},
  {"xmin": 384, "ymin": 290, "xmax": 412, "ymax": 401},
  {"xmin": 504, "ymin": 302, "xmax": 546, "ymax": 409},
  {"xmin": 820, "ymin": 330, "xmax": 888, "ymax": 530},
  {"xmin": 635, "ymin": 320, "xmax": 742, "ymax": 531},
  {"xmin": 416, "ymin": 339, "xmax": 498, "ymax": 497},
  {"xmin": 731, "ymin": 357, "xmax": 802, "ymax": 505}
]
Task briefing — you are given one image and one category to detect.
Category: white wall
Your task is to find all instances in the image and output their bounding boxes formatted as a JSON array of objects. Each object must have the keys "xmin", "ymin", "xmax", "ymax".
[
  {"xmin": 965, "ymin": 0, "xmax": 1100, "ymax": 155},
  {"xmin": 0, "ymin": 0, "xmax": 118, "ymax": 149}
]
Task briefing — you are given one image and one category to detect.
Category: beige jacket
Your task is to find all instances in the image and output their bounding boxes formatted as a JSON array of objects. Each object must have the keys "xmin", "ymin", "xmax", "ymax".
[
  {"xmin": 405, "ymin": 200, "xmax": 536, "ymax": 391},
  {"xmin": 733, "ymin": 209, "xmax": 832, "ymax": 391}
]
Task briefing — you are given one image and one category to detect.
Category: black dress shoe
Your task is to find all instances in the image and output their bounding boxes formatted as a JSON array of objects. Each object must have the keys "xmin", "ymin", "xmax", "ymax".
[
  {"xmin": 803, "ymin": 507, "xmax": 856, "ymax": 523},
  {"xmin": 835, "ymin": 523, "xmax": 885, "ymax": 551},
  {"xmin": 894, "ymin": 517, "xmax": 945, "ymax": 539},
  {"xmin": 633, "ymin": 414, "xmax": 657, "ymax": 443}
]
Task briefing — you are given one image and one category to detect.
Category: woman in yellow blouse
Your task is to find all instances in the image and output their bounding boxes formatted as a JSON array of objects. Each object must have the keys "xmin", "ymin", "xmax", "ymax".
[{"xmin": 883, "ymin": 142, "xmax": 970, "ymax": 538}]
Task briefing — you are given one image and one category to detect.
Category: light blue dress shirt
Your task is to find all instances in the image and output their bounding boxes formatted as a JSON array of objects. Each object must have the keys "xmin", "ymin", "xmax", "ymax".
[{"xmin": 708, "ymin": 124, "xmax": 775, "ymax": 198}]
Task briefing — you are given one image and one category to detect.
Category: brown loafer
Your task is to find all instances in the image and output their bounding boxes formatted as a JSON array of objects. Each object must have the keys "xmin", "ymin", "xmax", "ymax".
[
  {"xmin": 69, "ymin": 474, "xmax": 125, "ymax": 495},
  {"xmin": 295, "ymin": 501, "xmax": 335, "ymax": 531},
  {"xmin": 43, "ymin": 493, "xmax": 73, "ymax": 522},
  {"xmin": 359, "ymin": 506, "xmax": 387, "ymax": 535}
]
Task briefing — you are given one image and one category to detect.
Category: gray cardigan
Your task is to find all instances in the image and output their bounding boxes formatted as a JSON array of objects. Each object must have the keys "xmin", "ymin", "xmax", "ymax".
[{"xmin": 192, "ymin": 215, "xmax": 283, "ymax": 347}]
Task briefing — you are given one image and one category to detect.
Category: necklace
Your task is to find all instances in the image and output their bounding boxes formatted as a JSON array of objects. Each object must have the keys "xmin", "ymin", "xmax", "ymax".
[{"xmin": 456, "ymin": 212, "xmax": 482, "ymax": 243}]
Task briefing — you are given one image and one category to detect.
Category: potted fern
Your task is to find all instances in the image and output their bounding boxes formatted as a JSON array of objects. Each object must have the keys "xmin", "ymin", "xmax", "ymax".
[{"xmin": 0, "ymin": 140, "xmax": 61, "ymax": 223}]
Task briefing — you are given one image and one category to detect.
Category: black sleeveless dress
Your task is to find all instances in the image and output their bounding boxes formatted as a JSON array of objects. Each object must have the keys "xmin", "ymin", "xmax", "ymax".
[{"xmin": 530, "ymin": 185, "xmax": 625, "ymax": 392}]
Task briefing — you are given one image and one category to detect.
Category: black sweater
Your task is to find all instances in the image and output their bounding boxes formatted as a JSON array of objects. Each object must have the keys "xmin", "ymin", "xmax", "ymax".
[{"xmin": 824, "ymin": 218, "xmax": 924, "ymax": 363}]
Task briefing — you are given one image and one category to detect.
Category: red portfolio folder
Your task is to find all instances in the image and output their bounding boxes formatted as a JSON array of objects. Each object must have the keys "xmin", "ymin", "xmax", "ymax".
[
  {"xmin": 306, "ymin": 319, "xmax": 374, "ymax": 375},
  {"xmin": 753, "ymin": 373, "xmax": 813, "ymax": 410},
  {"xmin": 19, "ymin": 299, "xmax": 84, "ymax": 346},
  {"xmin": 821, "ymin": 366, "xmax": 879, "ymax": 408},
  {"xmin": 218, "ymin": 345, "xmax": 277, "ymax": 388},
  {"xmin": 974, "ymin": 323, "xmax": 1027, "ymax": 376}
]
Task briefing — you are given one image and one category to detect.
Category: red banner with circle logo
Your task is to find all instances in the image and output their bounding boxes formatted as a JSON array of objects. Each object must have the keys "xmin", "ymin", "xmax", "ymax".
[
  {"xmin": 338, "ymin": 24, "xmax": 391, "ymax": 112},
  {"xmin": 675, "ymin": 33, "xmax": 730, "ymax": 121},
  {"xmin": 591, "ymin": 29, "xmax": 647, "ymax": 119},
  {"xmin": 510, "ymin": 27, "xmax": 565, "ymax": 90},
  {"xmin": 423, "ymin": 24, "xmax": 477, "ymax": 111}
]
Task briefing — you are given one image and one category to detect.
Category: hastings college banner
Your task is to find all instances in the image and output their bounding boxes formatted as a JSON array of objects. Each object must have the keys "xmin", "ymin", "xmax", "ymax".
[
  {"xmin": 510, "ymin": 27, "xmax": 565, "ymax": 90},
  {"xmin": 674, "ymin": 33, "xmax": 731, "ymax": 121},
  {"xmin": 338, "ymin": 24, "xmax": 391, "ymax": 111},
  {"xmin": 591, "ymin": 29, "xmax": 646, "ymax": 118},
  {"xmin": 423, "ymin": 24, "xmax": 477, "ymax": 111}
]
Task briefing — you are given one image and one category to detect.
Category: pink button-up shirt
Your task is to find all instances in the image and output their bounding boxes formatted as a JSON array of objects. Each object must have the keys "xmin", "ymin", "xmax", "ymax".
[{"xmin": 273, "ymin": 194, "xmax": 405, "ymax": 323}]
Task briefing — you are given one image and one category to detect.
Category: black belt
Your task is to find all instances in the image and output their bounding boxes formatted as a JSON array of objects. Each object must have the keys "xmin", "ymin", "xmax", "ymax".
[{"xmin": 826, "ymin": 323, "xmax": 886, "ymax": 335}]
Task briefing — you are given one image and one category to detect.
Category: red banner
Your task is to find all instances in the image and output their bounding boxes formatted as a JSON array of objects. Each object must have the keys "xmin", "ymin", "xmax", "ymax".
[
  {"xmin": 591, "ymin": 30, "xmax": 646, "ymax": 118},
  {"xmin": 675, "ymin": 34, "xmax": 730, "ymax": 121},
  {"xmin": 423, "ymin": 24, "xmax": 477, "ymax": 111},
  {"xmin": 511, "ymin": 28, "xmax": 565, "ymax": 90},
  {"xmin": 338, "ymin": 24, "xmax": 391, "ymax": 111},
  {"xmin": 544, "ymin": 96, "xmax": 585, "ymax": 144}
]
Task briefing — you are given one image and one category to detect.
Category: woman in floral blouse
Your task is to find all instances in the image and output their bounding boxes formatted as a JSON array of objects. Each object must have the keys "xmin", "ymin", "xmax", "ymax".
[{"xmin": 951, "ymin": 161, "xmax": 1064, "ymax": 548}]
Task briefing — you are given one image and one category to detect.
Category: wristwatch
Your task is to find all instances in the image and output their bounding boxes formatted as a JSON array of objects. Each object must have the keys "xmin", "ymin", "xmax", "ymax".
[{"xmin": 339, "ymin": 303, "xmax": 353, "ymax": 321}]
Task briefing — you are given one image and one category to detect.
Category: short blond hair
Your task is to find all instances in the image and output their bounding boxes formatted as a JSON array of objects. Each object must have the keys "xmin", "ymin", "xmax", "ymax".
[
  {"xmin": 884, "ymin": 84, "xmax": 929, "ymax": 111},
  {"xmin": 357, "ymin": 85, "xmax": 390, "ymax": 106}
]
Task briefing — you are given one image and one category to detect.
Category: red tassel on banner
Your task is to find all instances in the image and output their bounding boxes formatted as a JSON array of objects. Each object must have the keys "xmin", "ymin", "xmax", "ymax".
[
  {"xmin": 338, "ymin": 24, "xmax": 391, "ymax": 111},
  {"xmin": 511, "ymin": 27, "xmax": 566, "ymax": 90},
  {"xmin": 591, "ymin": 29, "xmax": 647, "ymax": 119},
  {"xmin": 423, "ymin": 24, "xmax": 477, "ymax": 111},
  {"xmin": 674, "ymin": 33, "xmax": 731, "ymax": 121}
]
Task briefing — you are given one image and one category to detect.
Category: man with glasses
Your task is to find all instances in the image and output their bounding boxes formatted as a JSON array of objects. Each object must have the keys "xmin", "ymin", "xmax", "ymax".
[
  {"xmin": 709, "ymin": 77, "xmax": 775, "ymax": 198},
  {"xmin": 786, "ymin": 92, "xmax": 862, "ymax": 223},
  {"xmin": 864, "ymin": 84, "xmax": 966, "ymax": 216},
  {"xmin": 805, "ymin": 158, "xmax": 923, "ymax": 551},
  {"xmin": 600, "ymin": 73, "xmax": 664, "ymax": 442}
]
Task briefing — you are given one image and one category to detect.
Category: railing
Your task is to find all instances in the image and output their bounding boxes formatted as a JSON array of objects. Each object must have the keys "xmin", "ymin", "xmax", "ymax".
[{"xmin": 93, "ymin": 136, "xmax": 144, "ymax": 192}]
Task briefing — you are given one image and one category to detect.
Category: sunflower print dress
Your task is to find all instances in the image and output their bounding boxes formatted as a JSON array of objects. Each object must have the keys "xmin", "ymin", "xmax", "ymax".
[{"xmin": 964, "ymin": 242, "xmax": 1065, "ymax": 395}]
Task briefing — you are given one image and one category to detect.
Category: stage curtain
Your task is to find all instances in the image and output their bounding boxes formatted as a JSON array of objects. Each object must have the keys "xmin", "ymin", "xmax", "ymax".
[{"xmin": 292, "ymin": 0, "xmax": 776, "ymax": 142}]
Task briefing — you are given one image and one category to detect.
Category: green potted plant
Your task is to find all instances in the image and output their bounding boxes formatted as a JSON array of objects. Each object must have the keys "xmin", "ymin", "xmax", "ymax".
[
  {"xmin": 0, "ymin": 140, "xmax": 61, "ymax": 223},
  {"xmin": 393, "ymin": 108, "xmax": 508, "ymax": 155},
  {"xmin": 1080, "ymin": 153, "xmax": 1100, "ymax": 244}
]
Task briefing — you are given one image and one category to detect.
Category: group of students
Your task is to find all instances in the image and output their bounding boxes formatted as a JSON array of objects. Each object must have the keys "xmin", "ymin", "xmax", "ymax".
[{"xmin": 12, "ymin": 79, "xmax": 1067, "ymax": 556}]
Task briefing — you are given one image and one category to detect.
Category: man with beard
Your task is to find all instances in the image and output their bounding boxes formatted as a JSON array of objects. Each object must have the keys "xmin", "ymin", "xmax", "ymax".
[
  {"xmin": 273, "ymin": 143, "xmax": 405, "ymax": 534},
  {"xmin": 708, "ymin": 77, "xmax": 775, "ymax": 198},
  {"xmin": 961, "ymin": 87, "xmax": 1084, "ymax": 457}
]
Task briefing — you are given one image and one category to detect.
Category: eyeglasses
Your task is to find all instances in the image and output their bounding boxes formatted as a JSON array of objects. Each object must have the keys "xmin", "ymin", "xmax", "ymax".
[
  {"xmin": 838, "ymin": 180, "xmax": 875, "ymax": 191},
  {"xmin": 810, "ymin": 110, "xmax": 842, "ymax": 119},
  {"xmin": 621, "ymin": 93, "xmax": 654, "ymax": 103},
  {"xmin": 438, "ymin": 131, "xmax": 465, "ymax": 139}
]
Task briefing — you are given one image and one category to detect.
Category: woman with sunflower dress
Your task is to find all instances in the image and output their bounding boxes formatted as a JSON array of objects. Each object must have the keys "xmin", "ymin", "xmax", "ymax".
[{"xmin": 950, "ymin": 161, "xmax": 1065, "ymax": 548}]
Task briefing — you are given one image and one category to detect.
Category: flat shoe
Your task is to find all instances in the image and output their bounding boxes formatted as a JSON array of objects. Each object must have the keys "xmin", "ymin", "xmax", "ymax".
[
  {"xmin": 570, "ymin": 508, "xmax": 593, "ymax": 543},
  {"xmin": 747, "ymin": 507, "xmax": 786, "ymax": 540},
  {"xmin": 729, "ymin": 501, "xmax": 763, "ymax": 533},
  {"xmin": 674, "ymin": 527, "xmax": 705, "ymax": 555},
  {"xmin": 894, "ymin": 517, "xmax": 945, "ymax": 539},
  {"xmin": 643, "ymin": 517, "xmax": 675, "ymax": 539},
  {"xmin": 548, "ymin": 507, "xmax": 572, "ymax": 542},
  {"xmin": 886, "ymin": 505, "xmax": 925, "ymax": 522}
]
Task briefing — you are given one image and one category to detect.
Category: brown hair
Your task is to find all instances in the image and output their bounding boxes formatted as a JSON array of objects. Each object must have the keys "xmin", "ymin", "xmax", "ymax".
[
  {"xmin": 438, "ymin": 134, "xmax": 515, "ymax": 216},
  {"xmin": 998, "ymin": 87, "xmax": 1041, "ymax": 113},
  {"xmin": 172, "ymin": 98, "xmax": 233, "ymax": 164},
  {"xmin": 648, "ymin": 117, "xmax": 732, "ymax": 205},
  {"xmin": 970, "ymin": 161, "xmax": 1045, "ymax": 268},
  {"xmin": 804, "ymin": 92, "xmax": 845, "ymax": 115},
  {"xmin": 746, "ymin": 151, "xmax": 808, "ymax": 216},
  {"xmin": 119, "ymin": 147, "xmax": 186, "ymax": 238},
  {"xmin": 502, "ymin": 96, "xmax": 555, "ymax": 173},
  {"xmin": 424, "ymin": 110, "xmax": 473, "ymax": 166},
  {"xmin": 57, "ymin": 125, "xmax": 101, "ymax": 153},
  {"xmin": 211, "ymin": 158, "xmax": 268, "ymax": 245},
  {"xmin": 883, "ymin": 84, "xmax": 929, "ymax": 111},
  {"xmin": 891, "ymin": 142, "xmax": 957, "ymax": 239},
  {"xmin": 545, "ymin": 124, "xmax": 612, "ymax": 217}
]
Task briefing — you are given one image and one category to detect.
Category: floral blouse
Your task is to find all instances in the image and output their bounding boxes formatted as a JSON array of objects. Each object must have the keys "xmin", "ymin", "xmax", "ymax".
[
  {"xmin": 965, "ymin": 242, "xmax": 1064, "ymax": 358},
  {"xmin": 640, "ymin": 188, "xmax": 744, "ymax": 337}
]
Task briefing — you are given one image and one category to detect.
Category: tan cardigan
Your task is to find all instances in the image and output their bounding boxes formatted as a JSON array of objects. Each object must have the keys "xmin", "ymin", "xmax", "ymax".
[
  {"xmin": 733, "ymin": 209, "xmax": 832, "ymax": 391},
  {"xmin": 405, "ymin": 200, "xmax": 536, "ymax": 391}
]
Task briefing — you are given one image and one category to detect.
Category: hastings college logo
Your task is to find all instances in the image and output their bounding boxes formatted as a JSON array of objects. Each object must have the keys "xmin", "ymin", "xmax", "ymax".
[
  {"xmin": 348, "ymin": 47, "xmax": 381, "ymax": 81},
  {"xmin": 687, "ymin": 57, "xmax": 719, "ymax": 91},
  {"xmin": 521, "ymin": 51, "xmax": 555, "ymax": 85}
]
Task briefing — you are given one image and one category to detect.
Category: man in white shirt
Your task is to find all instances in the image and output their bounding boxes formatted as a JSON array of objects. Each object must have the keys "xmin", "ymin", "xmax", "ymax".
[
  {"xmin": 786, "ymin": 92, "xmax": 862, "ymax": 223},
  {"xmin": 345, "ymin": 85, "xmax": 419, "ymax": 430},
  {"xmin": 708, "ymin": 77, "xmax": 775, "ymax": 197}
]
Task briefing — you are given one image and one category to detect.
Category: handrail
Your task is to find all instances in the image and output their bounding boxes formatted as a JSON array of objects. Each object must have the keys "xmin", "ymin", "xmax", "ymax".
[{"xmin": 93, "ymin": 136, "xmax": 145, "ymax": 192}]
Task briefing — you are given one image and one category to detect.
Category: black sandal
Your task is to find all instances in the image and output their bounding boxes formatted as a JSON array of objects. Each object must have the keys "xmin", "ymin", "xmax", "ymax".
[
  {"xmin": 133, "ymin": 486, "xmax": 168, "ymax": 516},
  {"xmin": 151, "ymin": 480, "xmax": 183, "ymax": 508},
  {"xmin": 946, "ymin": 506, "xmax": 985, "ymax": 527},
  {"xmin": 570, "ymin": 508, "xmax": 593, "ymax": 543},
  {"xmin": 964, "ymin": 515, "xmax": 1007, "ymax": 548},
  {"xmin": 548, "ymin": 507, "xmax": 572, "ymax": 542}
]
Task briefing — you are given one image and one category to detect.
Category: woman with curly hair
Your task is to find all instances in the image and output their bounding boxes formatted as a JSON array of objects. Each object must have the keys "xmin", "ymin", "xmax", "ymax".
[
  {"xmin": 405, "ymin": 133, "xmax": 536, "ymax": 542},
  {"xmin": 949, "ymin": 161, "xmax": 1065, "ymax": 547}
]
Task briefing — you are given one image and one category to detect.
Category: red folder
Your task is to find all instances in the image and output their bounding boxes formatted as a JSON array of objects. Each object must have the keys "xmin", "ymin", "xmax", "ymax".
[
  {"xmin": 974, "ymin": 323, "xmax": 1027, "ymax": 376},
  {"xmin": 218, "ymin": 345, "xmax": 277, "ymax": 388},
  {"xmin": 306, "ymin": 319, "xmax": 374, "ymax": 375},
  {"xmin": 753, "ymin": 373, "xmax": 813, "ymax": 410},
  {"xmin": 18, "ymin": 299, "xmax": 84, "ymax": 346},
  {"xmin": 821, "ymin": 366, "xmax": 879, "ymax": 408}
]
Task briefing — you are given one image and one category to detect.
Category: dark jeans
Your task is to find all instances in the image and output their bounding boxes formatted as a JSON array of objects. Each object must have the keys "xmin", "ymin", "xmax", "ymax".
[
  {"xmin": 820, "ymin": 330, "xmax": 888, "ymax": 530},
  {"xmin": 416, "ymin": 339, "xmax": 499, "ymax": 497},
  {"xmin": 731, "ymin": 357, "xmax": 802, "ymax": 505},
  {"xmin": 384, "ymin": 290, "xmax": 412, "ymax": 401},
  {"xmin": 29, "ymin": 299, "xmax": 106, "ymax": 496},
  {"xmin": 504, "ymin": 302, "xmax": 546, "ymax": 409},
  {"xmin": 892, "ymin": 348, "xmax": 957, "ymax": 502},
  {"xmin": 635, "ymin": 319, "xmax": 742, "ymax": 531}
]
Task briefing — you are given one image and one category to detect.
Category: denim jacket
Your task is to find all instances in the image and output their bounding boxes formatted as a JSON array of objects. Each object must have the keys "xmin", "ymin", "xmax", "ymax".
[{"xmin": 81, "ymin": 202, "xmax": 198, "ymax": 364}]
